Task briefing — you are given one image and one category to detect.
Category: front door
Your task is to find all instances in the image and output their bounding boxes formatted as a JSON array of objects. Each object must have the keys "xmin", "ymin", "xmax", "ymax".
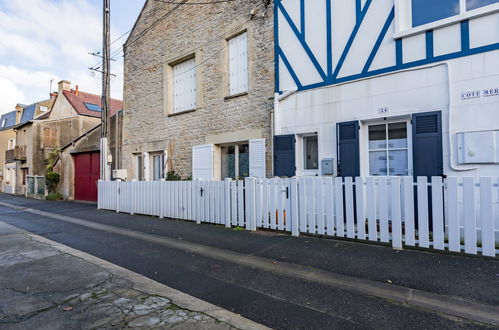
[{"xmin": 74, "ymin": 151, "xmax": 100, "ymax": 202}]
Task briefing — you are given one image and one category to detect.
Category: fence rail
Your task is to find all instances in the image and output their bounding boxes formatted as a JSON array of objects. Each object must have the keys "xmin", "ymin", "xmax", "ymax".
[{"xmin": 98, "ymin": 176, "xmax": 499, "ymax": 257}]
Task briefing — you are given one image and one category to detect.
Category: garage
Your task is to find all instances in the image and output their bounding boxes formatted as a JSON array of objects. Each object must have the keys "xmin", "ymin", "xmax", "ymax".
[{"xmin": 73, "ymin": 151, "xmax": 100, "ymax": 202}]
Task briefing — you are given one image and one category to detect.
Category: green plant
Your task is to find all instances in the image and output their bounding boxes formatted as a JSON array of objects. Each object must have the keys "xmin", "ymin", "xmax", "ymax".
[
  {"xmin": 45, "ymin": 148, "xmax": 61, "ymax": 172},
  {"xmin": 45, "ymin": 171, "xmax": 60, "ymax": 194},
  {"xmin": 165, "ymin": 171, "xmax": 182, "ymax": 181},
  {"xmin": 46, "ymin": 193, "xmax": 63, "ymax": 201}
]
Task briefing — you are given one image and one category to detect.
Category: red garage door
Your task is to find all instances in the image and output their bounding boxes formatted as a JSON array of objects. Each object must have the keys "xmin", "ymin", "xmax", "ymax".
[{"xmin": 74, "ymin": 151, "xmax": 100, "ymax": 202}]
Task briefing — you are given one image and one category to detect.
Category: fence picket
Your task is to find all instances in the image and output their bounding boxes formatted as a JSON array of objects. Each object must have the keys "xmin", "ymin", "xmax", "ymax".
[
  {"xmin": 431, "ymin": 177, "xmax": 444, "ymax": 250},
  {"xmin": 277, "ymin": 178, "xmax": 285, "ymax": 231},
  {"xmin": 299, "ymin": 178, "xmax": 307, "ymax": 233},
  {"xmin": 345, "ymin": 177, "xmax": 355, "ymax": 239},
  {"xmin": 403, "ymin": 177, "xmax": 415, "ymax": 246},
  {"xmin": 417, "ymin": 177, "xmax": 430, "ymax": 248},
  {"xmin": 316, "ymin": 178, "xmax": 325, "ymax": 235},
  {"xmin": 480, "ymin": 177, "xmax": 495, "ymax": 257},
  {"xmin": 307, "ymin": 178, "xmax": 316, "ymax": 233},
  {"xmin": 325, "ymin": 177, "xmax": 334, "ymax": 236},
  {"xmin": 284, "ymin": 179, "xmax": 292, "ymax": 232},
  {"xmin": 334, "ymin": 177, "xmax": 344, "ymax": 238},
  {"xmin": 378, "ymin": 177, "xmax": 389, "ymax": 243},
  {"xmin": 262, "ymin": 179, "xmax": 269, "ymax": 229},
  {"xmin": 269, "ymin": 179, "xmax": 277, "ymax": 230},
  {"xmin": 355, "ymin": 177, "xmax": 365, "ymax": 240},
  {"xmin": 238, "ymin": 181, "xmax": 244, "ymax": 227},
  {"xmin": 367, "ymin": 177, "xmax": 377, "ymax": 241},
  {"xmin": 291, "ymin": 178, "xmax": 299, "ymax": 236},
  {"xmin": 463, "ymin": 177, "xmax": 477, "ymax": 254},
  {"xmin": 391, "ymin": 178, "xmax": 402, "ymax": 249},
  {"xmin": 446, "ymin": 177, "xmax": 460, "ymax": 252}
]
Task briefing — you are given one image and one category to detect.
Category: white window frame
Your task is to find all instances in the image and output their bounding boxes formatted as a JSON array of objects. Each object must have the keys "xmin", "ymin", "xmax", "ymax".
[
  {"xmin": 362, "ymin": 118, "xmax": 413, "ymax": 177},
  {"xmin": 228, "ymin": 31, "xmax": 249, "ymax": 96},
  {"xmin": 297, "ymin": 133, "xmax": 319, "ymax": 176},
  {"xmin": 133, "ymin": 153, "xmax": 144, "ymax": 181},
  {"xmin": 394, "ymin": 0, "xmax": 499, "ymax": 38},
  {"xmin": 220, "ymin": 142, "xmax": 250, "ymax": 179},
  {"xmin": 150, "ymin": 151, "xmax": 166, "ymax": 181}
]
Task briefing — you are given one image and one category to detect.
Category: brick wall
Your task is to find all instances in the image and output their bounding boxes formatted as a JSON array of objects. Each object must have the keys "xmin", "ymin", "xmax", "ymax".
[{"xmin": 122, "ymin": 0, "xmax": 274, "ymax": 179}]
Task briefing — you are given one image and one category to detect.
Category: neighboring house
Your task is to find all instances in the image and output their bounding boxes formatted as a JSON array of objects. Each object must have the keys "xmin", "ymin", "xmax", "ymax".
[
  {"xmin": 12, "ymin": 80, "xmax": 122, "ymax": 196},
  {"xmin": 54, "ymin": 110, "xmax": 123, "ymax": 202},
  {"xmin": 122, "ymin": 0, "xmax": 274, "ymax": 181},
  {"xmin": 273, "ymin": 0, "xmax": 499, "ymax": 178},
  {"xmin": 1, "ymin": 101, "xmax": 52, "ymax": 193}
]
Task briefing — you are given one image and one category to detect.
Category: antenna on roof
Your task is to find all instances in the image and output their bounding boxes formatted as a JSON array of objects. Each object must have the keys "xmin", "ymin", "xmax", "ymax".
[{"xmin": 49, "ymin": 79, "xmax": 54, "ymax": 94}]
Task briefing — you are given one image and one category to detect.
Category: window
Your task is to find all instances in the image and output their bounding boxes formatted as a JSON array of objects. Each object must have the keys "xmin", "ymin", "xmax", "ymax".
[
  {"xmin": 43, "ymin": 127, "xmax": 57, "ymax": 148},
  {"xmin": 151, "ymin": 153, "xmax": 165, "ymax": 181},
  {"xmin": 8, "ymin": 139, "xmax": 15, "ymax": 150},
  {"xmin": 134, "ymin": 153, "xmax": 144, "ymax": 181},
  {"xmin": 173, "ymin": 58, "xmax": 197, "ymax": 113},
  {"xmin": 40, "ymin": 106, "xmax": 48, "ymax": 112},
  {"xmin": 412, "ymin": 0, "xmax": 460, "ymax": 27},
  {"xmin": 467, "ymin": 0, "xmax": 499, "ymax": 10},
  {"xmin": 84, "ymin": 103, "xmax": 101, "ymax": 112},
  {"xmin": 396, "ymin": 0, "xmax": 499, "ymax": 35},
  {"xmin": 221, "ymin": 143, "xmax": 249, "ymax": 179},
  {"xmin": 228, "ymin": 32, "xmax": 248, "ymax": 95},
  {"xmin": 368, "ymin": 122, "xmax": 410, "ymax": 176},
  {"xmin": 303, "ymin": 135, "xmax": 319, "ymax": 171},
  {"xmin": 1, "ymin": 118, "xmax": 6, "ymax": 127}
]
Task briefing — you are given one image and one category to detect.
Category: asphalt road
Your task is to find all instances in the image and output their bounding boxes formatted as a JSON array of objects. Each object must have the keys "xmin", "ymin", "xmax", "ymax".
[{"xmin": 0, "ymin": 194, "xmax": 497, "ymax": 330}]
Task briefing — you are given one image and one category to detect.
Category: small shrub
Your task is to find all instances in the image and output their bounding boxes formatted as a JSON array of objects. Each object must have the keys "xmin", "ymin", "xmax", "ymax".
[
  {"xmin": 46, "ymin": 193, "xmax": 63, "ymax": 201},
  {"xmin": 165, "ymin": 171, "xmax": 182, "ymax": 181},
  {"xmin": 45, "ymin": 171, "xmax": 60, "ymax": 194}
]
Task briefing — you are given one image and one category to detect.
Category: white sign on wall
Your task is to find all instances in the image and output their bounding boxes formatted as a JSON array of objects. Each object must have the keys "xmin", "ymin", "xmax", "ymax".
[
  {"xmin": 483, "ymin": 87, "xmax": 499, "ymax": 97},
  {"xmin": 461, "ymin": 90, "xmax": 480, "ymax": 100}
]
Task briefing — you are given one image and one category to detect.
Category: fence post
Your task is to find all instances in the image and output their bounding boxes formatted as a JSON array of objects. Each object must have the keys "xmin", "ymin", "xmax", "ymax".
[
  {"xmin": 290, "ymin": 177, "xmax": 299, "ymax": 237},
  {"xmin": 245, "ymin": 177, "xmax": 256, "ymax": 231},
  {"xmin": 116, "ymin": 180, "xmax": 121, "ymax": 213},
  {"xmin": 97, "ymin": 180, "xmax": 101, "ymax": 209},
  {"xmin": 130, "ymin": 180, "xmax": 136, "ymax": 215},
  {"xmin": 159, "ymin": 179, "xmax": 165, "ymax": 219},
  {"xmin": 224, "ymin": 178, "xmax": 232, "ymax": 228}
]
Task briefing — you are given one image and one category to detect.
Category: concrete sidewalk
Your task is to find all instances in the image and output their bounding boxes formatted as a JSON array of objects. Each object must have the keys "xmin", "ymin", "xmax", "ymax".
[{"xmin": 0, "ymin": 221, "xmax": 266, "ymax": 330}]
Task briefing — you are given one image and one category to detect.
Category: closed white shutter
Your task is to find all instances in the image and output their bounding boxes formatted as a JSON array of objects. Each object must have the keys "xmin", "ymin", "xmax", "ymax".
[
  {"xmin": 249, "ymin": 139, "xmax": 266, "ymax": 178},
  {"xmin": 229, "ymin": 32, "xmax": 248, "ymax": 95},
  {"xmin": 173, "ymin": 58, "xmax": 197, "ymax": 113},
  {"xmin": 192, "ymin": 144, "xmax": 214, "ymax": 180}
]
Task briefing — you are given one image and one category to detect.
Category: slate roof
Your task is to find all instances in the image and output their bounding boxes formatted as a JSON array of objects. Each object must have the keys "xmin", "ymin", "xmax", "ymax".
[
  {"xmin": 0, "ymin": 111, "xmax": 17, "ymax": 131},
  {"xmin": 20, "ymin": 103, "xmax": 36, "ymax": 124},
  {"xmin": 62, "ymin": 90, "xmax": 123, "ymax": 118}
]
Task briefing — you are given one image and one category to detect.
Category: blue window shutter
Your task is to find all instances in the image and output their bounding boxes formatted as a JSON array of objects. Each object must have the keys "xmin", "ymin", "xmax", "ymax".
[
  {"xmin": 337, "ymin": 121, "xmax": 360, "ymax": 178},
  {"xmin": 412, "ymin": 111, "xmax": 443, "ymax": 179},
  {"xmin": 274, "ymin": 134, "xmax": 295, "ymax": 177}
]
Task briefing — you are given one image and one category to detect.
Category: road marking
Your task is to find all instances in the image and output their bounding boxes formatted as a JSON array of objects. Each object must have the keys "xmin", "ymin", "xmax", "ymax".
[{"xmin": 1, "ymin": 201, "xmax": 498, "ymax": 327}]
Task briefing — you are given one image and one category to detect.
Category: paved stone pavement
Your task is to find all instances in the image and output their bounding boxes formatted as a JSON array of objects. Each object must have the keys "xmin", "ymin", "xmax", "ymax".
[{"xmin": 0, "ymin": 222, "xmax": 263, "ymax": 329}]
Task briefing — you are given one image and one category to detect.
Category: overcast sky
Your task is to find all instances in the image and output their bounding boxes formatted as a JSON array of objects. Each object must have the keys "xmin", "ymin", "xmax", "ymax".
[{"xmin": 0, "ymin": 0, "xmax": 145, "ymax": 114}]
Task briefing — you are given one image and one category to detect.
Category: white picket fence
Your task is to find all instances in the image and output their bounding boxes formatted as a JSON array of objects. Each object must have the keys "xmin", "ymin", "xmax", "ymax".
[{"xmin": 98, "ymin": 177, "xmax": 499, "ymax": 257}]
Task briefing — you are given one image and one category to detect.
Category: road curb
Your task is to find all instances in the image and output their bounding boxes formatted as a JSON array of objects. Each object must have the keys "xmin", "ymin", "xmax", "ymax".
[{"xmin": 3, "ymin": 222, "xmax": 269, "ymax": 330}]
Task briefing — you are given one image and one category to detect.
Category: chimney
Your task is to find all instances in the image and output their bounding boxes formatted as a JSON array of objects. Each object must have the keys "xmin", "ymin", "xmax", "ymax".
[
  {"xmin": 58, "ymin": 80, "xmax": 71, "ymax": 93},
  {"xmin": 75, "ymin": 85, "xmax": 79, "ymax": 96},
  {"xmin": 50, "ymin": 92, "xmax": 58, "ymax": 100},
  {"xmin": 15, "ymin": 104, "xmax": 23, "ymax": 124}
]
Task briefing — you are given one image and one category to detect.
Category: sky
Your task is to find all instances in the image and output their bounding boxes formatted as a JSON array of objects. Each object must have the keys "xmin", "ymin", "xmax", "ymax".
[{"xmin": 0, "ymin": 0, "xmax": 145, "ymax": 115}]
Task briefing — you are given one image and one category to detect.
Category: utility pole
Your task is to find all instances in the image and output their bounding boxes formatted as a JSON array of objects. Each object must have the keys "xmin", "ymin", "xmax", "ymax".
[{"xmin": 100, "ymin": 0, "xmax": 111, "ymax": 181}]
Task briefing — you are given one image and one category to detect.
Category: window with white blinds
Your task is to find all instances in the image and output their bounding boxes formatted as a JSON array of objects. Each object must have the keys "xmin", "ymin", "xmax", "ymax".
[
  {"xmin": 228, "ymin": 32, "xmax": 248, "ymax": 95},
  {"xmin": 173, "ymin": 58, "xmax": 197, "ymax": 113}
]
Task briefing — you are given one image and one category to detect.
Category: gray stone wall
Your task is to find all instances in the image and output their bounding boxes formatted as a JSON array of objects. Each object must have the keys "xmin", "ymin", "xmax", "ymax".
[{"xmin": 122, "ymin": 0, "xmax": 274, "ymax": 179}]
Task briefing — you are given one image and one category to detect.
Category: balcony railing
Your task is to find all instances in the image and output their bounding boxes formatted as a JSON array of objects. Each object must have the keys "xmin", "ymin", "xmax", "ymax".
[{"xmin": 5, "ymin": 145, "xmax": 27, "ymax": 162}]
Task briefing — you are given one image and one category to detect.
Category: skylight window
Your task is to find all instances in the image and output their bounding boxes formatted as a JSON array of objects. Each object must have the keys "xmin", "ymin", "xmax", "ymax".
[
  {"xmin": 84, "ymin": 103, "xmax": 102, "ymax": 112},
  {"xmin": 1, "ymin": 118, "xmax": 6, "ymax": 128}
]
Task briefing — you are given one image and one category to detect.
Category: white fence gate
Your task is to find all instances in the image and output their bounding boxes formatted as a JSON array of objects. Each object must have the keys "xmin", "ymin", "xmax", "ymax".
[{"xmin": 98, "ymin": 177, "xmax": 499, "ymax": 257}]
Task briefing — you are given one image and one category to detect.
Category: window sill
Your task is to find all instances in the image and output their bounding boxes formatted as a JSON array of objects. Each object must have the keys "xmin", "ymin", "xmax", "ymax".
[
  {"xmin": 168, "ymin": 109, "xmax": 196, "ymax": 117},
  {"xmin": 224, "ymin": 92, "xmax": 248, "ymax": 101},
  {"xmin": 394, "ymin": 4, "xmax": 499, "ymax": 39}
]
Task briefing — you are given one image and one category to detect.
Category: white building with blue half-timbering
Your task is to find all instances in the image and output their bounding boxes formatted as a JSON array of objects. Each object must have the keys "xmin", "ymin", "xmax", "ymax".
[{"xmin": 273, "ymin": 0, "xmax": 499, "ymax": 179}]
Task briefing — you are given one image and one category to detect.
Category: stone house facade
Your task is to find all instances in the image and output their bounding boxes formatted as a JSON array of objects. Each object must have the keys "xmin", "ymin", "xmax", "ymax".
[{"xmin": 122, "ymin": 0, "xmax": 274, "ymax": 181}]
